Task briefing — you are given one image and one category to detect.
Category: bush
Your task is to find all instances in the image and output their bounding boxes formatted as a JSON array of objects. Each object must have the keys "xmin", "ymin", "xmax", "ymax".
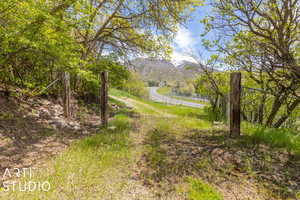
[
  {"xmin": 203, "ymin": 105, "xmax": 226, "ymax": 122},
  {"xmin": 121, "ymin": 72, "xmax": 149, "ymax": 98},
  {"xmin": 147, "ymin": 80, "xmax": 159, "ymax": 87},
  {"xmin": 175, "ymin": 83, "xmax": 195, "ymax": 96}
]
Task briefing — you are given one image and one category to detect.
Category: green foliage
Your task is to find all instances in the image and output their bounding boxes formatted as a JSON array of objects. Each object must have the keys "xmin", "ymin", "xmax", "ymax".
[
  {"xmin": 173, "ymin": 81, "xmax": 196, "ymax": 96},
  {"xmin": 188, "ymin": 178, "xmax": 223, "ymax": 200},
  {"xmin": 195, "ymin": 71, "xmax": 229, "ymax": 98},
  {"xmin": 92, "ymin": 58, "xmax": 130, "ymax": 88},
  {"xmin": 203, "ymin": 105, "xmax": 226, "ymax": 122},
  {"xmin": 121, "ymin": 72, "xmax": 149, "ymax": 99},
  {"xmin": 157, "ymin": 87, "xmax": 172, "ymax": 95},
  {"xmin": 0, "ymin": 0, "xmax": 203, "ymax": 99},
  {"xmin": 147, "ymin": 80, "xmax": 160, "ymax": 87},
  {"xmin": 78, "ymin": 58, "xmax": 130, "ymax": 99},
  {"xmin": 0, "ymin": 0, "xmax": 81, "ymax": 90},
  {"xmin": 242, "ymin": 122, "xmax": 300, "ymax": 155},
  {"xmin": 177, "ymin": 83, "xmax": 195, "ymax": 96},
  {"xmin": 200, "ymin": 0, "xmax": 300, "ymax": 128}
]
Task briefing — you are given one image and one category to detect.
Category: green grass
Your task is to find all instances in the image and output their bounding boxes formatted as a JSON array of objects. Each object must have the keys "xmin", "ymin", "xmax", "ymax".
[
  {"xmin": 171, "ymin": 95, "xmax": 209, "ymax": 105},
  {"xmin": 188, "ymin": 178, "xmax": 223, "ymax": 200},
  {"xmin": 109, "ymin": 96, "xmax": 127, "ymax": 107},
  {"xmin": 110, "ymin": 88, "xmax": 201, "ymax": 116},
  {"xmin": 111, "ymin": 88, "xmax": 300, "ymax": 156},
  {"xmin": 157, "ymin": 87, "xmax": 172, "ymax": 95},
  {"xmin": 110, "ymin": 88, "xmax": 211, "ymax": 129},
  {"xmin": 242, "ymin": 122, "xmax": 300, "ymax": 155},
  {"xmin": 145, "ymin": 101, "xmax": 202, "ymax": 117},
  {"xmin": 0, "ymin": 114, "xmax": 133, "ymax": 200},
  {"xmin": 109, "ymin": 88, "xmax": 137, "ymax": 99}
]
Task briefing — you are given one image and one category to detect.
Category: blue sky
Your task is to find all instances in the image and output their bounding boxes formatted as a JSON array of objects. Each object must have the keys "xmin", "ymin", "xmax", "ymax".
[{"xmin": 171, "ymin": 4, "xmax": 213, "ymax": 65}]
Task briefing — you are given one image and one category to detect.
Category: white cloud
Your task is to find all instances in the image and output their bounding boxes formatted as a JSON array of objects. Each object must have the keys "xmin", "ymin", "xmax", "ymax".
[
  {"xmin": 171, "ymin": 26, "xmax": 199, "ymax": 65},
  {"xmin": 171, "ymin": 51, "xmax": 197, "ymax": 66},
  {"xmin": 174, "ymin": 26, "xmax": 194, "ymax": 49}
]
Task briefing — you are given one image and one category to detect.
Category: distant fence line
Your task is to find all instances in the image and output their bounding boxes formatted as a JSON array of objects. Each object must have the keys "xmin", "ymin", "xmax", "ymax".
[{"xmin": 169, "ymin": 92, "xmax": 209, "ymax": 102}]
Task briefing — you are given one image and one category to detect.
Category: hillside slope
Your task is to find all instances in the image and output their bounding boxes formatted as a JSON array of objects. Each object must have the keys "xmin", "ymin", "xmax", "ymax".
[{"xmin": 130, "ymin": 58, "xmax": 204, "ymax": 83}]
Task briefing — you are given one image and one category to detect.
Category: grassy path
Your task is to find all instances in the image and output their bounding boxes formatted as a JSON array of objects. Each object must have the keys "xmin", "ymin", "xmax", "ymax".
[
  {"xmin": 109, "ymin": 95, "xmax": 176, "ymax": 118},
  {"xmin": 0, "ymin": 89, "xmax": 213, "ymax": 199},
  {"xmin": 1, "ymin": 89, "xmax": 298, "ymax": 200}
]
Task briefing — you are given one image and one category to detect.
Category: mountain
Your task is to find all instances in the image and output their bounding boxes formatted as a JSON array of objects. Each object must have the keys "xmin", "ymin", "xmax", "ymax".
[
  {"xmin": 130, "ymin": 58, "xmax": 203, "ymax": 83},
  {"xmin": 176, "ymin": 60, "xmax": 205, "ymax": 75}
]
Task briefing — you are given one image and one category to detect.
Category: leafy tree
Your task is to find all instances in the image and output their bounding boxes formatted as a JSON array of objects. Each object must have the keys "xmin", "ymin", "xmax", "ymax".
[{"xmin": 201, "ymin": 0, "xmax": 300, "ymax": 127}]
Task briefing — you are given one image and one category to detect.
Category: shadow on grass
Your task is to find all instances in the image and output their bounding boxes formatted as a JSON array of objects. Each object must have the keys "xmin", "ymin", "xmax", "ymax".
[
  {"xmin": 0, "ymin": 111, "xmax": 139, "ymax": 200},
  {"xmin": 0, "ymin": 98, "xmax": 71, "ymax": 175},
  {"xmin": 0, "ymin": 96, "xmax": 135, "ymax": 184},
  {"xmin": 141, "ymin": 126, "xmax": 300, "ymax": 199}
]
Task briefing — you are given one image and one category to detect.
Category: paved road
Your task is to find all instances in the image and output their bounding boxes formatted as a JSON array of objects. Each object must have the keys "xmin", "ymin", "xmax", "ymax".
[{"xmin": 148, "ymin": 87, "xmax": 204, "ymax": 108}]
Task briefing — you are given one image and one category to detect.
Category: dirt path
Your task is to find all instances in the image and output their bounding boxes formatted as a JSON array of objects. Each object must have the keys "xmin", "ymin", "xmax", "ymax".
[
  {"xmin": 109, "ymin": 96, "xmax": 279, "ymax": 200},
  {"xmin": 117, "ymin": 115, "xmax": 185, "ymax": 200}
]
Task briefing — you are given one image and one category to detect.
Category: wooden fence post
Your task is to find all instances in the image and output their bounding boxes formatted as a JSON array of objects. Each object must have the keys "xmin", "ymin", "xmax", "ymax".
[
  {"xmin": 100, "ymin": 71, "xmax": 108, "ymax": 127},
  {"xmin": 230, "ymin": 72, "xmax": 241, "ymax": 136},
  {"xmin": 63, "ymin": 72, "xmax": 71, "ymax": 119}
]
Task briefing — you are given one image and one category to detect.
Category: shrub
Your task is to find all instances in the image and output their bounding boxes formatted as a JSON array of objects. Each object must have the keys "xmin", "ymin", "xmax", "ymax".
[
  {"xmin": 203, "ymin": 105, "xmax": 226, "ymax": 122},
  {"xmin": 121, "ymin": 72, "xmax": 149, "ymax": 98}
]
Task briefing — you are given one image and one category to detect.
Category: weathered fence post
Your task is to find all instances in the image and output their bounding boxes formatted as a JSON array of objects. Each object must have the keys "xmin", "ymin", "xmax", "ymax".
[
  {"xmin": 230, "ymin": 72, "xmax": 241, "ymax": 136},
  {"xmin": 63, "ymin": 72, "xmax": 71, "ymax": 119},
  {"xmin": 100, "ymin": 71, "xmax": 108, "ymax": 127}
]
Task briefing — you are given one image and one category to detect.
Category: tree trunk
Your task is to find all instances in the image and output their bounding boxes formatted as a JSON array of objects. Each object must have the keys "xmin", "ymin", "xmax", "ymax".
[
  {"xmin": 230, "ymin": 72, "xmax": 241, "ymax": 137},
  {"xmin": 100, "ymin": 71, "xmax": 108, "ymax": 127},
  {"xmin": 212, "ymin": 94, "xmax": 218, "ymax": 112},
  {"xmin": 241, "ymin": 110, "xmax": 248, "ymax": 121},
  {"xmin": 63, "ymin": 72, "xmax": 71, "ymax": 119},
  {"xmin": 273, "ymin": 99, "xmax": 300, "ymax": 128},
  {"xmin": 265, "ymin": 94, "xmax": 287, "ymax": 127},
  {"xmin": 258, "ymin": 93, "xmax": 266, "ymax": 124},
  {"xmin": 220, "ymin": 95, "xmax": 227, "ymax": 119}
]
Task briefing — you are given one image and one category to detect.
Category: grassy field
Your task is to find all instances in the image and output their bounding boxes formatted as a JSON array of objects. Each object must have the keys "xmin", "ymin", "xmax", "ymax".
[
  {"xmin": 2, "ymin": 89, "xmax": 300, "ymax": 200},
  {"xmin": 0, "ymin": 114, "xmax": 135, "ymax": 199},
  {"xmin": 156, "ymin": 87, "xmax": 172, "ymax": 95},
  {"xmin": 1, "ymin": 89, "xmax": 216, "ymax": 200}
]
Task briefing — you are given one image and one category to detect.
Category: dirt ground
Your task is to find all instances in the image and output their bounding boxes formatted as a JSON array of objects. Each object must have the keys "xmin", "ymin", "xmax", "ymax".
[{"xmin": 0, "ymin": 95, "xmax": 103, "ymax": 184}]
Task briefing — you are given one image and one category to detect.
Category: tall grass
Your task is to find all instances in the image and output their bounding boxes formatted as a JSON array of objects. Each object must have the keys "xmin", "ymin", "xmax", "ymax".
[{"xmin": 242, "ymin": 122, "xmax": 300, "ymax": 155}]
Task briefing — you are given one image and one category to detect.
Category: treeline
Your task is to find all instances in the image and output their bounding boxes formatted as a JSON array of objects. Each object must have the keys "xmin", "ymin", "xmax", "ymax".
[
  {"xmin": 196, "ymin": 0, "xmax": 300, "ymax": 128},
  {"xmin": 0, "ymin": 0, "xmax": 202, "ymax": 115}
]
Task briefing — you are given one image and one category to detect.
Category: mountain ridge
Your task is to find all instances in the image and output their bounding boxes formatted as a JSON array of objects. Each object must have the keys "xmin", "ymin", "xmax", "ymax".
[{"xmin": 130, "ymin": 58, "xmax": 204, "ymax": 83}]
